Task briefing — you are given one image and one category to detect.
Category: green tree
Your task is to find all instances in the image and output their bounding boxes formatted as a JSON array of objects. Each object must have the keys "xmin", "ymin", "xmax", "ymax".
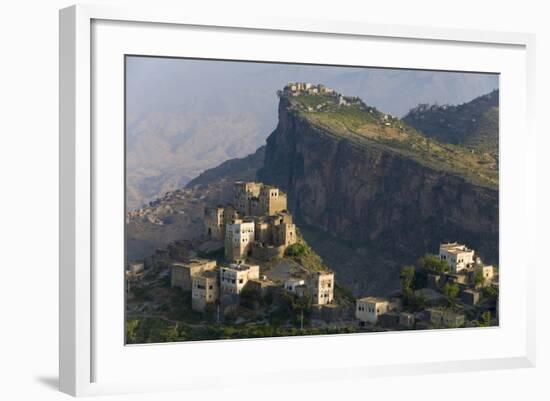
[
  {"xmin": 473, "ymin": 269, "xmax": 485, "ymax": 287},
  {"xmin": 240, "ymin": 283, "xmax": 262, "ymax": 309},
  {"xmin": 418, "ymin": 253, "xmax": 449, "ymax": 274},
  {"xmin": 400, "ymin": 265, "xmax": 416, "ymax": 301},
  {"xmin": 482, "ymin": 285, "xmax": 498, "ymax": 301},
  {"xmin": 479, "ymin": 311, "xmax": 492, "ymax": 327},
  {"xmin": 161, "ymin": 323, "xmax": 181, "ymax": 342},
  {"xmin": 409, "ymin": 293, "xmax": 427, "ymax": 311},
  {"xmin": 399, "ymin": 265, "xmax": 416, "ymax": 294},
  {"xmin": 285, "ymin": 242, "xmax": 308, "ymax": 257},
  {"xmin": 126, "ymin": 319, "xmax": 140, "ymax": 344},
  {"xmin": 400, "ymin": 265, "xmax": 415, "ymax": 289},
  {"xmin": 442, "ymin": 283, "xmax": 460, "ymax": 306},
  {"xmin": 289, "ymin": 293, "xmax": 312, "ymax": 329}
]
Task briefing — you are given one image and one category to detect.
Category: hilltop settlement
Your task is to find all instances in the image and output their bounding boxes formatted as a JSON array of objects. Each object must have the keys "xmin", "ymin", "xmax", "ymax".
[
  {"xmin": 125, "ymin": 83, "xmax": 499, "ymax": 343},
  {"xmin": 126, "ymin": 181, "xmax": 498, "ymax": 342}
]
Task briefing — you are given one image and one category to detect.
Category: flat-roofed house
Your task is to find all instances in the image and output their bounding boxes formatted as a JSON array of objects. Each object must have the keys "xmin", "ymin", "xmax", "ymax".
[
  {"xmin": 204, "ymin": 206, "xmax": 225, "ymax": 240},
  {"xmin": 258, "ymin": 185, "xmax": 288, "ymax": 216},
  {"xmin": 219, "ymin": 263, "xmax": 260, "ymax": 295},
  {"xmin": 439, "ymin": 242, "xmax": 475, "ymax": 273},
  {"xmin": 284, "ymin": 277, "xmax": 306, "ymax": 293},
  {"xmin": 355, "ymin": 297, "xmax": 390, "ymax": 324},
  {"xmin": 171, "ymin": 259, "xmax": 217, "ymax": 291},
  {"xmin": 476, "ymin": 264, "xmax": 495, "ymax": 285},
  {"xmin": 224, "ymin": 219, "xmax": 255, "ymax": 262},
  {"xmin": 307, "ymin": 271, "xmax": 334, "ymax": 305},
  {"xmin": 191, "ymin": 270, "xmax": 219, "ymax": 312},
  {"xmin": 428, "ymin": 308, "xmax": 465, "ymax": 328},
  {"xmin": 461, "ymin": 289, "xmax": 481, "ymax": 306},
  {"xmin": 233, "ymin": 181, "xmax": 262, "ymax": 216}
]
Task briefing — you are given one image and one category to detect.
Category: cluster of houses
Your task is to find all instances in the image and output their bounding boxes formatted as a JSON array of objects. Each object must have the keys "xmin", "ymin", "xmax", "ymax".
[
  {"xmin": 170, "ymin": 257, "xmax": 335, "ymax": 313},
  {"xmin": 279, "ymin": 82, "xmax": 363, "ymax": 111},
  {"xmin": 126, "ymin": 179, "xmax": 497, "ymax": 330},
  {"xmin": 282, "ymin": 82, "xmax": 335, "ymax": 96},
  {"xmin": 204, "ymin": 182, "xmax": 297, "ymax": 261},
  {"xmin": 168, "ymin": 182, "xmax": 336, "ymax": 313},
  {"xmin": 354, "ymin": 242, "xmax": 497, "ymax": 329}
]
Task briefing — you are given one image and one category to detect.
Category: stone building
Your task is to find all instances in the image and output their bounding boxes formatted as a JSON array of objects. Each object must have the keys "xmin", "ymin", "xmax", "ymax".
[
  {"xmin": 399, "ymin": 312, "xmax": 415, "ymax": 329},
  {"xmin": 232, "ymin": 181, "xmax": 288, "ymax": 217},
  {"xmin": 283, "ymin": 82, "xmax": 336, "ymax": 96},
  {"xmin": 439, "ymin": 242, "xmax": 475, "ymax": 273},
  {"xmin": 245, "ymin": 277, "xmax": 276, "ymax": 296},
  {"xmin": 355, "ymin": 297, "xmax": 391, "ymax": 324},
  {"xmin": 284, "ymin": 277, "xmax": 306, "ymax": 293},
  {"xmin": 258, "ymin": 185, "xmax": 287, "ymax": 216},
  {"xmin": 191, "ymin": 270, "xmax": 219, "ymax": 312},
  {"xmin": 271, "ymin": 213, "xmax": 296, "ymax": 247},
  {"xmin": 254, "ymin": 212, "xmax": 296, "ymax": 248},
  {"xmin": 204, "ymin": 205, "xmax": 240, "ymax": 241},
  {"xmin": 224, "ymin": 219, "xmax": 255, "ymax": 262},
  {"xmin": 204, "ymin": 182, "xmax": 294, "ymax": 264},
  {"xmin": 475, "ymin": 264, "xmax": 494, "ymax": 286},
  {"xmin": 307, "ymin": 271, "xmax": 334, "ymax": 305},
  {"xmin": 220, "ymin": 263, "xmax": 260, "ymax": 295},
  {"xmin": 203, "ymin": 206, "xmax": 225, "ymax": 240},
  {"xmin": 461, "ymin": 289, "xmax": 481, "ymax": 306},
  {"xmin": 250, "ymin": 242, "xmax": 286, "ymax": 261},
  {"xmin": 171, "ymin": 259, "xmax": 217, "ymax": 291},
  {"xmin": 233, "ymin": 181, "xmax": 262, "ymax": 216},
  {"xmin": 427, "ymin": 308, "xmax": 465, "ymax": 328}
]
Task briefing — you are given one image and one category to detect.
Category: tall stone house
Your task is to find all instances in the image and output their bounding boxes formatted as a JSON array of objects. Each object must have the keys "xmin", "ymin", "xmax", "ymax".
[
  {"xmin": 205, "ymin": 182, "xmax": 297, "ymax": 262},
  {"xmin": 224, "ymin": 219, "xmax": 255, "ymax": 263}
]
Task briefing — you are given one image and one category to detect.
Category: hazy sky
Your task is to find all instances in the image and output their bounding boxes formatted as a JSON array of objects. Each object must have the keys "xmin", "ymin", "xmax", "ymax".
[{"xmin": 126, "ymin": 56, "xmax": 498, "ymax": 120}]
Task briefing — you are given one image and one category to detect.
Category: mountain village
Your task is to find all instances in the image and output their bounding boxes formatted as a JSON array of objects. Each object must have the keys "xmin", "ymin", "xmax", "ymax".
[
  {"xmin": 169, "ymin": 181, "xmax": 336, "ymax": 315},
  {"xmin": 126, "ymin": 178, "xmax": 498, "ymax": 335},
  {"xmin": 124, "ymin": 83, "xmax": 498, "ymax": 341}
]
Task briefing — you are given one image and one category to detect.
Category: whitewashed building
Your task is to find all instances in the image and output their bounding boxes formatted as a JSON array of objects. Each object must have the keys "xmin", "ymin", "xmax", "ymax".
[
  {"xmin": 439, "ymin": 242, "xmax": 475, "ymax": 273},
  {"xmin": 224, "ymin": 219, "xmax": 255, "ymax": 262},
  {"xmin": 284, "ymin": 278, "xmax": 306, "ymax": 293},
  {"xmin": 355, "ymin": 297, "xmax": 390, "ymax": 324}
]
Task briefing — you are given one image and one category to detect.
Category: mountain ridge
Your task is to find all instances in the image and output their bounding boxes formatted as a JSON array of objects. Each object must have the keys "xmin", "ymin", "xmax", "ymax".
[
  {"xmin": 127, "ymin": 86, "xmax": 499, "ymax": 294},
  {"xmin": 403, "ymin": 89, "xmax": 499, "ymax": 158}
]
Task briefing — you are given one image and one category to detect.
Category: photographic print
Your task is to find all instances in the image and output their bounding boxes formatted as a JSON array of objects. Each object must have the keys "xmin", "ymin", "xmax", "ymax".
[{"xmin": 124, "ymin": 57, "xmax": 499, "ymax": 344}]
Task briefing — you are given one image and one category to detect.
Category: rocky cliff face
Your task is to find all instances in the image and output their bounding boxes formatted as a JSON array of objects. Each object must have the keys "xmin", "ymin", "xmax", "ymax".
[{"xmin": 258, "ymin": 98, "xmax": 499, "ymax": 271}]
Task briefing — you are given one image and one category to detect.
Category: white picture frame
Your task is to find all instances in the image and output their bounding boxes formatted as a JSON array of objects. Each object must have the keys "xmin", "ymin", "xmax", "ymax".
[{"xmin": 59, "ymin": 4, "xmax": 536, "ymax": 397}]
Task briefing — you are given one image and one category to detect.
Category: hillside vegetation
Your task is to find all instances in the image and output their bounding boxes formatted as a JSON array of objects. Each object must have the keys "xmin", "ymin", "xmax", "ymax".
[
  {"xmin": 286, "ymin": 92, "xmax": 498, "ymax": 190},
  {"xmin": 403, "ymin": 90, "xmax": 498, "ymax": 158}
]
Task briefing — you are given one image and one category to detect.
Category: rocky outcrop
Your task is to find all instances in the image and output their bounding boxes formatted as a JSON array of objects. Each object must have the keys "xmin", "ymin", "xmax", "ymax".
[{"xmin": 258, "ymin": 98, "xmax": 499, "ymax": 266}]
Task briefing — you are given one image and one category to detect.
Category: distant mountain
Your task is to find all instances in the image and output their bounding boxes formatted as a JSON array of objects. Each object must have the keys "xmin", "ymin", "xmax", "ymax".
[
  {"xmin": 186, "ymin": 146, "xmax": 265, "ymax": 189},
  {"xmin": 125, "ymin": 57, "xmax": 498, "ymax": 210},
  {"xmin": 403, "ymin": 90, "xmax": 499, "ymax": 158},
  {"xmin": 126, "ymin": 147, "xmax": 265, "ymax": 260}
]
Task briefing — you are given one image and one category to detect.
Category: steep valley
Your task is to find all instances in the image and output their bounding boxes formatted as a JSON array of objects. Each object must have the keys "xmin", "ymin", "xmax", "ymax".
[{"xmin": 126, "ymin": 87, "xmax": 499, "ymax": 296}]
